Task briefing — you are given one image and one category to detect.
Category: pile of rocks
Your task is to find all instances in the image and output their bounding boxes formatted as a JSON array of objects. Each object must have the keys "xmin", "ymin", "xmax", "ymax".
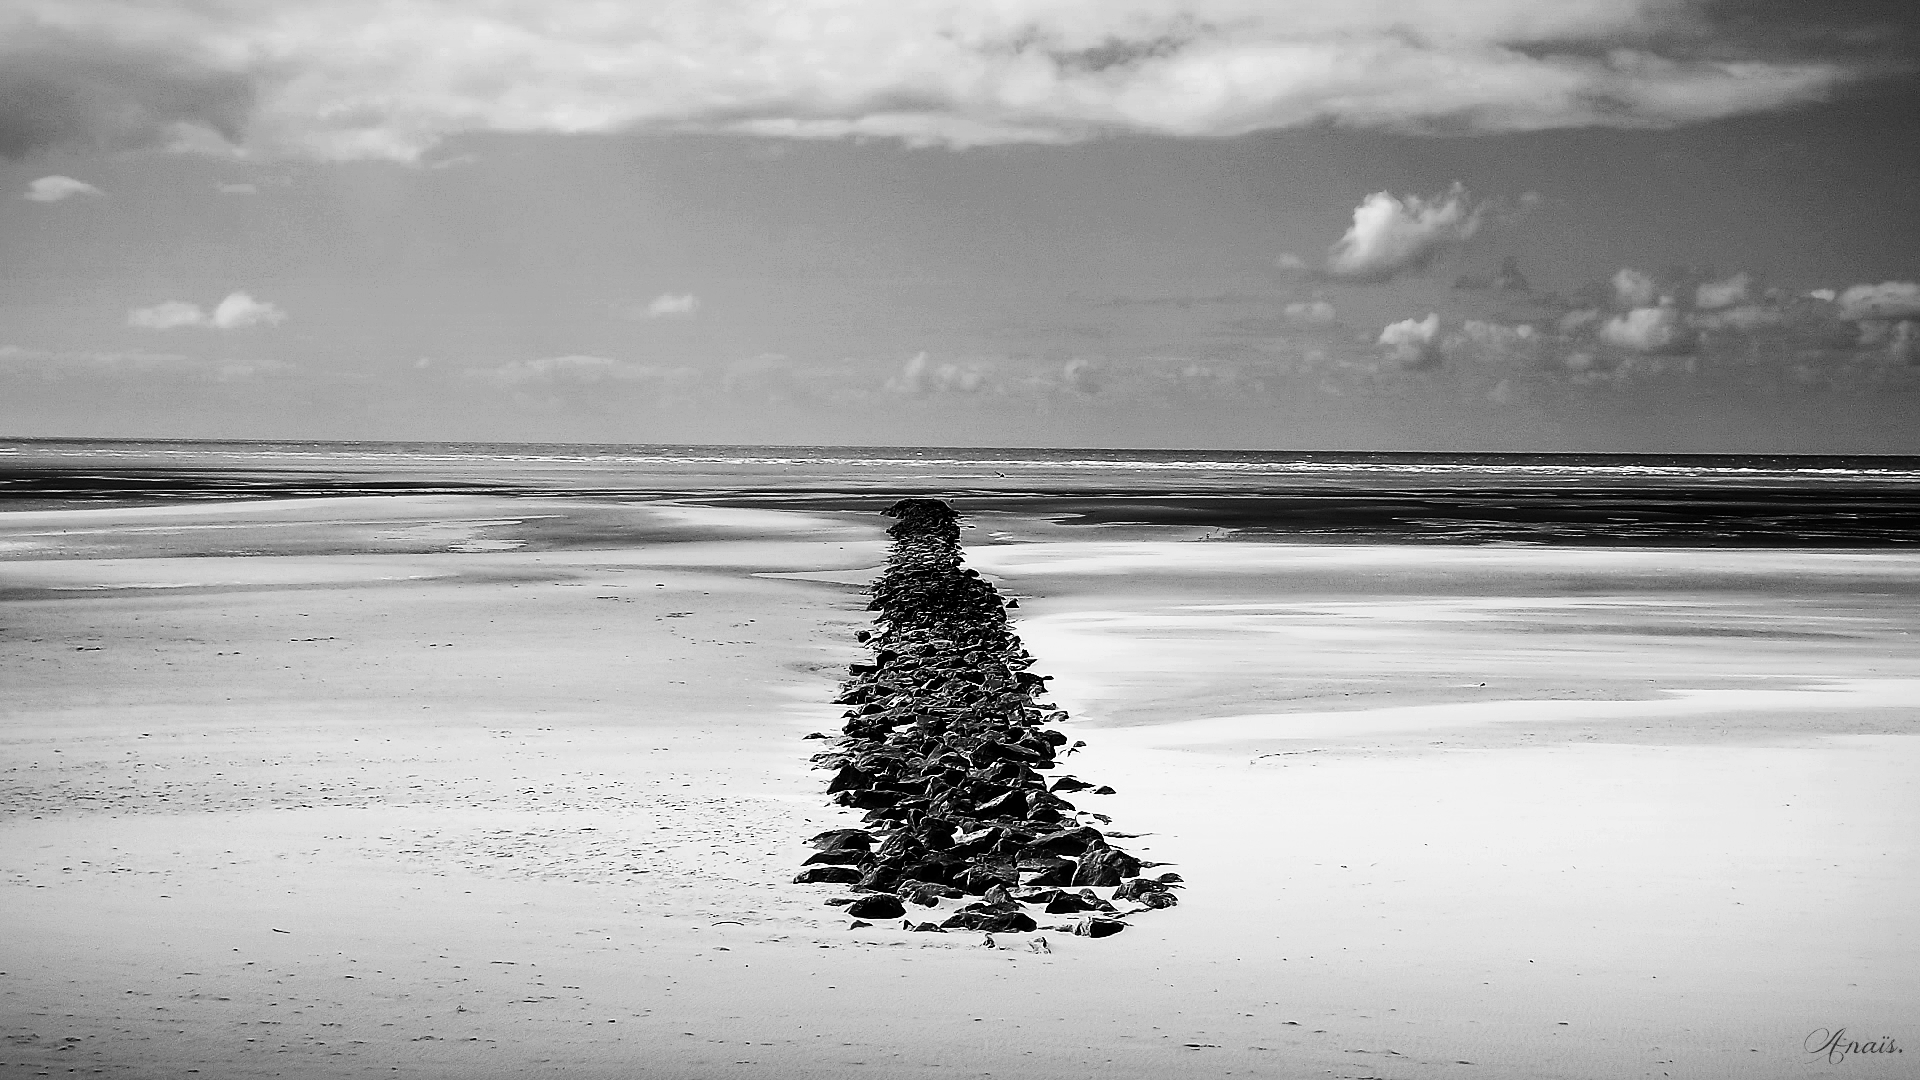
[{"xmin": 796, "ymin": 497, "xmax": 1180, "ymax": 937}]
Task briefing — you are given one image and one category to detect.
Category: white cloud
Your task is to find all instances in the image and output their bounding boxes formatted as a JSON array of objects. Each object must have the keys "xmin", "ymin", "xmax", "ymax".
[
  {"xmin": 1378, "ymin": 313, "xmax": 1441, "ymax": 368},
  {"xmin": 1282, "ymin": 300, "xmax": 1336, "ymax": 325},
  {"xmin": 642, "ymin": 292, "xmax": 700, "ymax": 319},
  {"xmin": 23, "ymin": 175, "xmax": 102, "ymax": 202},
  {"xmin": 0, "ymin": 2, "xmax": 1852, "ymax": 160},
  {"xmin": 888, "ymin": 351, "xmax": 988, "ymax": 394},
  {"xmin": 1325, "ymin": 184, "xmax": 1482, "ymax": 283},
  {"xmin": 469, "ymin": 354, "xmax": 694, "ymax": 386},
  {"xmin": 1808, "ymin": 288, "xmax": 1837, "ymax": 303},
  {"xmin": 210, "ymin": 291, "xmax": 287, "ymax": 328},
  {"xmin": 1601, "ymin": 305, "xmax": 1692, "ymax": 354},
  {"xmin": 128, "ymin": 291, "xmax": 287, "ymax": 329},
  {"xmin": 1612, "ymin": 268, "xmax": 1659, "ymax": 308},
  {"xmin": 127, "ymin": 300, "xmax": 209, "ymax": 330},
  {"xmin": 1835, "ymin": 281, "xmax": 1920, "ymax": 321},
  {"xmin": 1694, "ymin": 272, "xmax": 1751, "ymax": 311}
]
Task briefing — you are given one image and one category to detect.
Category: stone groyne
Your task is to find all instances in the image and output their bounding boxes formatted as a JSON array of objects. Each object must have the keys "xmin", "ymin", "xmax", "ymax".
[{"xmin": 795, "ymin": 497, "xmax": 1179, "ymax": 937}]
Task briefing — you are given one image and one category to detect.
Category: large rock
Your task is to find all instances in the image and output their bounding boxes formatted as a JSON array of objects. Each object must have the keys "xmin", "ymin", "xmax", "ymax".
[
  {"xmin": 1070, "ymin": 846, "xmax": 1140, "ymax": 887},
  {"xmin": 845, "ymin": 894, "xmax": 906, "ymax": 920},
  {"xmin": 1043, "ymin": 891, "xmax": 1090, "ymax": 914},
  {"xmin": 940, "ymin": 908, "xmax": 1038, "ymax": 933}
]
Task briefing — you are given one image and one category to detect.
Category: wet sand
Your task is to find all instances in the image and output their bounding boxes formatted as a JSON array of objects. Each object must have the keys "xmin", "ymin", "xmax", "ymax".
[{"xmin": 3, "ymin": 496, "xmax": 1917, "ymax": 1078}]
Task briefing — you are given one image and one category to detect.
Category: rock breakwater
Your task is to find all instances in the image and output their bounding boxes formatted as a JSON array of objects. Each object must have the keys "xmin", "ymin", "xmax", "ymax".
[{"xmin": 797, "ymin": 497, "xmax": 1180, "ymax": 937}]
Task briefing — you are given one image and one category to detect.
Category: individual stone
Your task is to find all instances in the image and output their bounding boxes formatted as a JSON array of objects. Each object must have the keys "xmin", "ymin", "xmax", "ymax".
[
  {"xmin": 845, "ymin": 894, "xmax": 906, "ymax": 920},
  {"xmin": 1070, "ymin": 846, "xmax": 1141, "ymax": 887},
  {"xmin": 940, "ymin": 908, "xmax": 1038, "ymax": 933},
  {"xmin": 1043, "ymin": 892, "xmax": 1090, "ymax": 914},
  {"xmin": 1113, "ymin": 877, "xmax": 1169, "ymax": 902},
  {"xmin": 793, "ymin": 866, "xmax": 862, "ymax": 885},
  {"xmin": 1072, "ymin": 917, "xmax": 1126, "ymax": 938}
]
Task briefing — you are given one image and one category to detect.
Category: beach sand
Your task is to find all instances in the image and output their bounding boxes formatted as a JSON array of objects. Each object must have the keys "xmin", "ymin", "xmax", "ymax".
[{"xmin": 3, "ymin": 496, "xmax": 1916, "ymax": 1078}]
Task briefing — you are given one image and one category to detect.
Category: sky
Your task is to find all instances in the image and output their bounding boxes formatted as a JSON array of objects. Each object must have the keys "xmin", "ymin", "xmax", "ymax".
[{"xmin": 2, "ymin": 0, "xmax": 1918, "ymax": 452}]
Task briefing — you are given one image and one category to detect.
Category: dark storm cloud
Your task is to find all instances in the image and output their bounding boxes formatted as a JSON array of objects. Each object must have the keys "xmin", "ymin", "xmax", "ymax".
[{"xmin": 0, "ymin": 23, "xmax": 256, "ymax": 157}]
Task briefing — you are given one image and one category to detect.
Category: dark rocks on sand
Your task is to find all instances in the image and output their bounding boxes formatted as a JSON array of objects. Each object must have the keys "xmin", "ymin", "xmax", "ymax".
[
  {"xmin": 845, "ymin": 894, "xmax": 907, "ymax": 920},
  {"xmin": 795, "ymin": 496, "xmax": 1179, "ymax": 937},
  {"xmin": 1072, "ymin": 917, "xmax": 1126, "ymax": 938}
]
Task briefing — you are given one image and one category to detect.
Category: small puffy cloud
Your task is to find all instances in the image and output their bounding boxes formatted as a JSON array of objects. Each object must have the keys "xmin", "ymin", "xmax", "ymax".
[
  {"xmin": 210, "ymin": 291, "xmax": 286, "ymax": 328},
  {"xmin": 888, "ymin": 351, "xmax": 987, "ymax": 394},
  {"xmin": 130, "ymin": 291, "xmax": 286, "ymax": 329},
  {"xmin": 1694, "ymin": 273, "xmax": 1751, "ymax": 311},
  {"xmin": 1601, "ymin": 305, "xmax": 1693, "ymax": 354},
  {"xmin": 1378, "ymin": 313, "xmax": 1442, "ymax": 368},
  {"xmin": 1326, "ymin": 184, "xmax": 1482, "ymax": 283},
  {"xmin": 469, "ymin": 354, "xmax": 693, "ymax": 386},
  {"xmin": 23, "ymin": 175, "xmax": 102, "ymax": 201},
  {"xmin": 1282, "ymin": 300, "xmax": 1336, "ymax": 325},
  {"xmin": 1836, "ymin": 281, "xmax": 1920, "ymax": 321},
  {"xmin": 642, "ymin": 292, "xmax": 699, "ymax": 319},
  {"xmin": 1612, "ymin": 268, "xmax": 1659, "ymax": 308},
  {"xmin": 1809, "ymin": 288, "xmax": 1837, "ymax": 302}
]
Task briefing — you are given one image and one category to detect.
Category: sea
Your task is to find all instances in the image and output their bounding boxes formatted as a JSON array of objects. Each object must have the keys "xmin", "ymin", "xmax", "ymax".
[{"xmin": 4, "ymin": 437, "xmax": 1919, "ymax": 546}]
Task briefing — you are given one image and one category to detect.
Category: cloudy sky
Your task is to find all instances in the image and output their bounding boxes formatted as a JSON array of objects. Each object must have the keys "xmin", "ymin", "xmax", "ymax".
[{"xmin": 3, "ymin": 0, "xmax": 1918, "ymax": 451}]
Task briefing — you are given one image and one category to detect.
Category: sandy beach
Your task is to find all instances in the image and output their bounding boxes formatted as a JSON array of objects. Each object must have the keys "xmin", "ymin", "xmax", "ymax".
[{"xmin": 4, "ymin": 494, "xmax": 1917, "ymax": 1078}]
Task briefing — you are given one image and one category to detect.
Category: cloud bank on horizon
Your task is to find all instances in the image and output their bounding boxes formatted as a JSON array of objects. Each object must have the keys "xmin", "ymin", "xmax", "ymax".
[{"xmin": 0, "ymin": 0, "xmax": 1871, "ymax": 161}]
